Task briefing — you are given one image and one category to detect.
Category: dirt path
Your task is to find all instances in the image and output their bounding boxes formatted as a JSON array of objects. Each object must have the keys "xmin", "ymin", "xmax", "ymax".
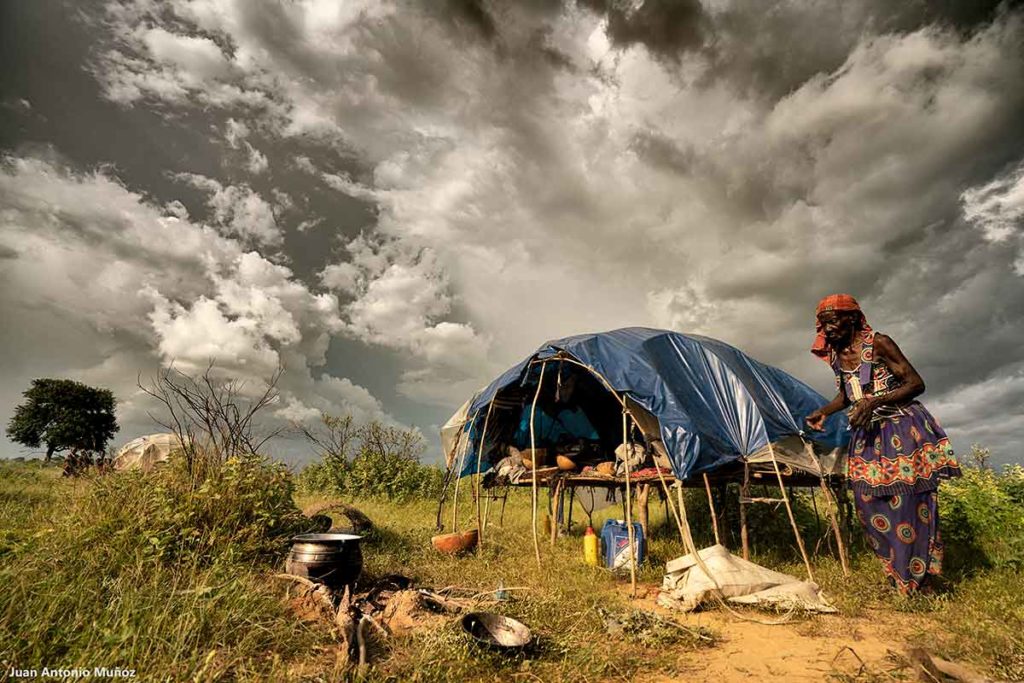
[
  {"xmin": 669, "ymin": 610, "xmax": 919, "ymax": 681},
  {"xmin": 627, "ymin": 586, "xmax": 924, "ymax": 681}
]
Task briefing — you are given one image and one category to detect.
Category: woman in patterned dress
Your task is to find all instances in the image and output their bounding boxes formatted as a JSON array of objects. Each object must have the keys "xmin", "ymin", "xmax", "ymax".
[{"xmin": 805, "ymin": 294, "xmax": 961, "ymax": 593}]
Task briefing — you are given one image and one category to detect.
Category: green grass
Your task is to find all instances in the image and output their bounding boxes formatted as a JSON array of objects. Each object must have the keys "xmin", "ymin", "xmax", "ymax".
[
  {"xmin": 297, "ymin": 489, "xmax": 714, "ymax": 681},
  {"xmin": 2, "ymin": 460, "xmax": 1022, "ymax": 681},
  {"xmin": 0, "ymin": 460, "xmax": 334, "ymax": 682}
]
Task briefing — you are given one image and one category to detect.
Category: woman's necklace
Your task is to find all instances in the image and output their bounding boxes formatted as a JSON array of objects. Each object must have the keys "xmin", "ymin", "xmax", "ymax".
[{"xmin": 839, "ymin": 338, "xmax": 863, "ymax": 372}]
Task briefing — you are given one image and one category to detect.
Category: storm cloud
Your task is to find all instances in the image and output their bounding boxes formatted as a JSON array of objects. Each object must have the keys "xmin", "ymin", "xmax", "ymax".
[{"xmin": 2, "ymin": 0, "xmax": 1023, "ymax": 465}]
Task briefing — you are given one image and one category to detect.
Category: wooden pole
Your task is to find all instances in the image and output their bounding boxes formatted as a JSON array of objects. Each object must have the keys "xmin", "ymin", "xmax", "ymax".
[
  {"xmin": 676, "ymin": 482, "xmax": 692, "ymax": 551},
  {"xmin": 638, "ymin": 483, "xmax": 651, "ymax": 541},
  {"xmin": 740, "ymin": 461, "xmax": 750, "ymax": 560},
  {"xmin": 450, "ymin": 410, "xmax": 479, "ymax": 532},
  {"xmin": 549, "ymin": 478, "xmax": 562, "ymax": 546},
  {"xmin": 566, "ymin": 487, "xmax": 575, "ymax": 532},
  {"xmin": 802, "ymin": 439, "xmax": 851, "ymax": 577},
  {"xmin": 474, "ymin": 400, "xmax": 495, "ymax": 550},
  {"xmin": 529, "ymin": 361, "xmax": 548, "ymax": 567},
  {"xmin": 482, "ymin": 489, "xmax": 492, "ymax": 533},
  {"xmin": 622, "ymin": 410, "xmax": 637, "ymax": 597},
  {"xmin": 656, "ymin": 466, "xmax": 686, "ymax": 544},
  {"xmin": 703, "ymin": 473, "xmax": 721, "ymax": 546},
  {"xmin": 768, "ymin": 442, "xmax": 815, "ymax": 582}
]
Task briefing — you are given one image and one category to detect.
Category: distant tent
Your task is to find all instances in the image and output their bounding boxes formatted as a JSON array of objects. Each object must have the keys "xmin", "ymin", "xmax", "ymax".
[
  {"xmin": 444, "ymin": 327, "xmax": 849, "ymax": 482},
  {"xmin": 112, "ymin": 433, "xmax": 184, "ymax": 472}
]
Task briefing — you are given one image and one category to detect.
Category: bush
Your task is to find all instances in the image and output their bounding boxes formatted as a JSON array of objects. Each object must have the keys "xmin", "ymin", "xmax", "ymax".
[
  {"xmin": 940, "ymin": 464, "xmax": 1024, "ymax": 574},
  {"xmin": 73, "ymin": 455, "xmax": 314, "ymax": 566},
  {"xmin": 0, "ymin": 459, "xmax": 328, "ymax": 680},
  {"xmin": 342, "ymin": 447, "xmax": 445, "ymax": 501},
  {"xmin": 998, "ymin": 464, "xmax": 1024, "ymax": 507},
  {"xmin": 299, "ymin": 448, "xmax": 445, "ymax": 503},
  {"xmin": 298, "ymin": 416, "xmax": 445, "ymax": 502}
]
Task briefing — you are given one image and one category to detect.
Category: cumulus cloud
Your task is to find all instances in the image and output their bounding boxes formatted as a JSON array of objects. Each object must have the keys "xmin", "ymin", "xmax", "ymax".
[
  {"xmin": 0, "ymin": 156, "xmax": 392, "ymax": 459},
  {"xmin": 174, "ymin": 173, "xmax": 282, "ymax": 246},
  {"xmin": 319, "ymin": 234, "xmax": 495, "ymax": 404},
  {"xmin": 962, "ymin": 161, "xmax": 1024, "ymax": 273},
  {"xmin": 140, "ymin": 27, "xmax": 232, "ymax": 80},
  {"xmin": 223, "ymin": 118, "xmax": 270, "ymax": 174}
]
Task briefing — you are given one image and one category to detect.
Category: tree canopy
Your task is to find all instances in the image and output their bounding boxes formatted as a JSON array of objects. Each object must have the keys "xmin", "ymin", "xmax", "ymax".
[{"xmin": 6, "ymin": 378, "xmax": 119, "ymax": 461}]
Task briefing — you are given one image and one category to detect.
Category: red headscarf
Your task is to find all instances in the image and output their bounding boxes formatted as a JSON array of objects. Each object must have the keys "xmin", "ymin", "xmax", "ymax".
[{"xmin": 811, "ymin": 294, "xmax": 872, "ymax": 361}]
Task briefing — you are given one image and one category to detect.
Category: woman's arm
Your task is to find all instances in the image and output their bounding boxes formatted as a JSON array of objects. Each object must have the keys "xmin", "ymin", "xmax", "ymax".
[
  {"xmin": 869, "ymin": 333, "xmax": 926, "ymax": 407},
  {"xmin": 848, "ymin": 333, "xmax": 926, "ymax": 428},
  {"xmin": 806, "ymin": 391, "xmax": 847, "ymax": 431}
]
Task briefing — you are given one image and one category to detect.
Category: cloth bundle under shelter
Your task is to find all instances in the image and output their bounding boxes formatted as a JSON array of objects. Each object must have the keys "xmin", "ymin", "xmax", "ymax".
[{"xmin": 658, "ymin": 545, "xmax": 836, "ymax": 613}]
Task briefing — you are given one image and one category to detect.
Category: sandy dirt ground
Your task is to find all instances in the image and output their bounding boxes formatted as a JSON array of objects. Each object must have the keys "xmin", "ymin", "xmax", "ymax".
[{"xmin": 628, "ymin": 585, "xmax": 926, "ymax": 682}]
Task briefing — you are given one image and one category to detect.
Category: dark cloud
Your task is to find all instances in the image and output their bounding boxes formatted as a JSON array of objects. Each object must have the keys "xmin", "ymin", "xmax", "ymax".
[
  {"xmin": 3, "ymin": 0, "xmax": 1024, "ymax": 467},
  {"xmin": 580, "ymin": 0, "xmax": 707, "ymax": 60},
  {"xmin": 443, "ymin": 0, "xmax": 499, "ymax": 41},
  {"xmin": 575, "ymin": 0, "xmax": 1014, "ymax": 99}
]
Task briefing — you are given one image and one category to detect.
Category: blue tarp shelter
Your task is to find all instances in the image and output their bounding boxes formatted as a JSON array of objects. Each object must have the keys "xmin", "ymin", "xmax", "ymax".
[{"xmin": 443, "ymin": 327, "xmax": 848, "ymax": 482}]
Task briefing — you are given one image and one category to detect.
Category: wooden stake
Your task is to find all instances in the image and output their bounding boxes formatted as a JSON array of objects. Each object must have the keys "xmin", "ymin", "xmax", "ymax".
[
  {"xmin": 768, "ymin": 442, "xmax": 815, "ymax": 582},
  {"xmin": 566, "ymin": 487, "xmax": 575, "ymax": 532},
  {"xmin": 549, "ymin": 478, "xmax": 562, "ymax": 546},
  {"xmin": 474, "ymin": 400, "xmax": 495, "ymax": 551},
  {"xmin": 740, "ymin": 461, "xmax": 750, "ymax": 560},
  {"xmin": 450, "ymin": 410, "xmax": 479, "ymax": 532},
  {"xmin": 656, "ymin": 467, "xmax": 686, "ymax": 544},
  {"xmin": 676, "ymin": 481, "xmax": 692, "ymax": 550},
  {"xmin": 622, "ymin": 410, "xmax": 637, "ymax": 597},
  {"xmin": 802, "ymin": 439, "xmax": 851, "ymax": 577},
  {"xmin": 529, "ymin": 361, "xmax": 548, "ymax": 567},
  {"xmin": 638, "ymin": 483, "xmax": 651, "ymax": 541},
  {"xmin": 703, "ymin": 473, "xmax": 721, "ymax": 546}
]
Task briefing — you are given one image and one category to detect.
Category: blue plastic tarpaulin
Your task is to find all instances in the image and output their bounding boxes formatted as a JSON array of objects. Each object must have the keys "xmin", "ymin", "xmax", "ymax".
[{"xmin": 456, "ymin": 327, "xmax": 847, "ymax": 480}]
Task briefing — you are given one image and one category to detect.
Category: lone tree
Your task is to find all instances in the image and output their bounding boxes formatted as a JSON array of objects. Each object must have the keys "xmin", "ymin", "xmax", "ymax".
[{"xmin": 6, "ymin": 378, "xmax": 119, "ymax": 462}]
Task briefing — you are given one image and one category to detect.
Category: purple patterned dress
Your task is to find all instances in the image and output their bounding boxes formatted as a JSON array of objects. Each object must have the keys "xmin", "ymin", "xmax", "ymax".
[{"xmin": 832, "ymin": 330, "xmax": 961, "ymax": 593}]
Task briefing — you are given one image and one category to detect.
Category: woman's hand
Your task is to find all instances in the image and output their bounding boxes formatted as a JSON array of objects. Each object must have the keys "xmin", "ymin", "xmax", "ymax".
[
  {"xmin": 805, "ymin": 410, "xmax": 826, "ymax": 431},
  {"xmin": 848, "ymin": 398, "xmax": 877, "ymax": 429}
]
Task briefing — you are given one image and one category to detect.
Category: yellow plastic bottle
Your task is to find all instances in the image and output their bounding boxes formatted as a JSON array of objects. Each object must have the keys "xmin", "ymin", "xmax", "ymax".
[{"xmin": 583, "ymin": 525, "xmax": 599, "ymax": 566}]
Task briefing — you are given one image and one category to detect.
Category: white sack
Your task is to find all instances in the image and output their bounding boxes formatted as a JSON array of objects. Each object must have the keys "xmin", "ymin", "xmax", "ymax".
[
  {"xmin": 729, "ymin": 581, "xmax": 837, "ymax": 613},
  {"xmin": 659, "ymin": 544, "xmax": 834, "ymax": 613}
]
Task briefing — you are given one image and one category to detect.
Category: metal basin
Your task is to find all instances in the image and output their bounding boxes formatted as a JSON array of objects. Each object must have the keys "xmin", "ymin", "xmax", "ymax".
[
  {"xmin": 461, "ymin": 612, "xmax": 532, "ymax": 649},
  {"xmin": 286, "ymin": 532, "xmax": 362, "ymax": 590}
]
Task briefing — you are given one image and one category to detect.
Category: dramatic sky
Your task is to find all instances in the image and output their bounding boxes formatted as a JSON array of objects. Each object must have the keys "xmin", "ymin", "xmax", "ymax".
[{"xmin": 2, "ymin": 0, "xmax": 1023, "ymax": 467}]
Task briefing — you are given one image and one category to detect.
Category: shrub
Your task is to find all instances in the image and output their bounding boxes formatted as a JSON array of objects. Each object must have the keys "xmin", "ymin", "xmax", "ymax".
[
  {"xmin": 72, "ymin": 455, "xmax": 314, "ymax": 566},
  {"xmin": 342, "ymin": 446, "xmax": 445, "ymax": 501},
  {"xmin": 298, "ymin": 416, "xmax": 445, "ymax": 502},
  {"xmin": 940, "ymin": 465, "xmax": 1024, "ymax": 574},
  {"xmin": 299, "ymin": 447, "xmax": 445, "ymax": 503},
  {"xmin": 0, "ymin": 459, "xmax": 327, "ymax": 680},
  {"xmin": 998, "ymin": 464, "xmax": 1024, "ymax": 507}
]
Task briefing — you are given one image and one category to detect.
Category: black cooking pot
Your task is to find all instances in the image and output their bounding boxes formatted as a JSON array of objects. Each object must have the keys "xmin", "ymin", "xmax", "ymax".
[{"xmin": 286, "ymin": 532, "xmax": 363, "ymax": 590}]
